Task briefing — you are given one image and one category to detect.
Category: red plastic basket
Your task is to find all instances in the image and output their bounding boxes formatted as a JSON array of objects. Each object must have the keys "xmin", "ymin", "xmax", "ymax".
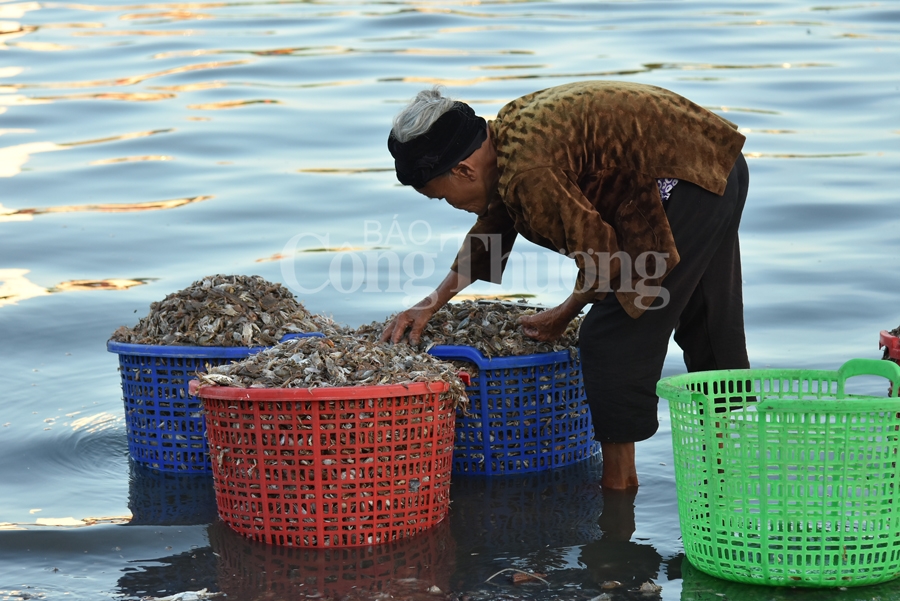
[
  {"xmin": 191, "ymin": 380, "xmax": 456, "ymax": 547},
  {"xmin": 880, "ymin": 330, "xmax": 900, "ymax": 363}
]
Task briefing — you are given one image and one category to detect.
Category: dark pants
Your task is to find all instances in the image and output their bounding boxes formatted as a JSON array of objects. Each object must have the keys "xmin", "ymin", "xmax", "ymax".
[{"xmin": 578, "ymin": 154, "xmax": 750, "ymax": 443}]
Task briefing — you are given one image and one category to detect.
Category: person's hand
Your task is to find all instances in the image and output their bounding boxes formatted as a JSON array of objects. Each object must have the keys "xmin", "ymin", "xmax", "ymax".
[
  {"xmin": 379, "ymin": 301, "xmax": 437, "ymax": 345},
  {"xmin": 517, "ymin": 294, "xmax": 588, "ymax": 342},
  {"xmin": 517, "ymin": 305, "xmax": 571, "ymax": 342}
]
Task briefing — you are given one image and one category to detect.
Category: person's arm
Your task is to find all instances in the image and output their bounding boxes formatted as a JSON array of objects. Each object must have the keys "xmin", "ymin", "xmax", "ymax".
[
  {"xmin": 382, "ymin": 201, "xmax": 518, "ymax": 344},
  {"xmin": 380, "ymin": 269, "xmax": 474, "ymax": 345}
]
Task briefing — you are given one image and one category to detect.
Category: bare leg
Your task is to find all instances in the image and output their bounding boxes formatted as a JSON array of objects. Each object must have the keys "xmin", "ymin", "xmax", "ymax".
[{"xmin": 600, "ymin": 441, "xmax": 638, "ymax": 490}]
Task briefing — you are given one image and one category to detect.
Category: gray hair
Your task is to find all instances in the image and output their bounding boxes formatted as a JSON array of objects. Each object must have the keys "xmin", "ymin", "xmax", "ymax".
[{"xmin": 391, "ymin": 86, "xmax": 457, "ymax": 143}]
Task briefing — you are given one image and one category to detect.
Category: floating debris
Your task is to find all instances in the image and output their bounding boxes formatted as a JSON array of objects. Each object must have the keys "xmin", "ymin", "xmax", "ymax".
[
  {"xmin": 341, "ymin": 578, "xmax": 452, "ymax": 601},
  {"xmin": 638, "ymin": 580, "xmax": 662, "ymax": 594},
  {"xmin": 511, "ymin": 571, "xmax": 549, "ymax": 585},
  {"xmin": 484, "ymin": 567, "xmax": 550, "ymax": 586},
  {"xmin": 141, "ymin": 589, "xmax": 223, "ymax": 601},
  {"xmin": 110, "ymin": 274, "xmax": 343, "ymax": 346},
  {"xmin": 356, "ymin": 299, "xmax": 582, "ymax": 358},
  {"xmin": 198, "ymin": 335, "xmax": 468, "ymax": 407}
]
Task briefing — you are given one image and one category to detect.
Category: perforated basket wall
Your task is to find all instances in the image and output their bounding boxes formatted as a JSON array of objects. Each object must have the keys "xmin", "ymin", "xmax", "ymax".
[
  {"xmin": 209, "ymin": 518, "xmax": 455, "ymax": 599},
  {"xmin": 428, "ymin": 345, "xmax": 595, "ymax": 476},
  {"xmin": 108, "ymin": 335, "xmax": 317, "ymax": 473},
  {"xmin": 657, "ymin": 358, "xmax": 900, "ymax": 588},
  {"xmin": 194, "ymin": 380, "xmax": 456, "ymax": 548}
]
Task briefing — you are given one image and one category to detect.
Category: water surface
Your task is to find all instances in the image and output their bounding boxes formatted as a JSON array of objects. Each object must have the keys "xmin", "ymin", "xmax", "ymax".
[{"xmin": 1, "ymin": 1, "xmax": 899, "ymax": 599}]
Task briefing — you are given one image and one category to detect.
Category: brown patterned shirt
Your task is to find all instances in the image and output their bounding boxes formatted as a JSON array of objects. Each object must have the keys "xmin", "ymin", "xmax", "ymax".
[{"xmin": 450, "ymin": 80, "xmax": 746, "ymax": 318}]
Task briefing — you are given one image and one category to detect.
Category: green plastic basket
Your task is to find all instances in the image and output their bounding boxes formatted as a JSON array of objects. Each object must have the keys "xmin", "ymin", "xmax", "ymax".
[{"xmin": 657, "ymin": 358, "xmax": 900, "ymax": 588}]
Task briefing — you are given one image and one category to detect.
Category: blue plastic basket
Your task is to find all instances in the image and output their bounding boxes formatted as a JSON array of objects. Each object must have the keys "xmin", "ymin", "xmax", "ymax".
[
  {"xmin": 427, "ymin": 345, "xmax": 597, "ymax": 475},
  {"xmin": 107, "ymin": 333, "xmax": 321, "ymax": 473}
]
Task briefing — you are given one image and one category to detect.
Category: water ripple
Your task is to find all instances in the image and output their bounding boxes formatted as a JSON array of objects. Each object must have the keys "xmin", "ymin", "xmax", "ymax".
[{"xmin": 0, "ymin": 196, "xmax": 212, "ymax": 218}]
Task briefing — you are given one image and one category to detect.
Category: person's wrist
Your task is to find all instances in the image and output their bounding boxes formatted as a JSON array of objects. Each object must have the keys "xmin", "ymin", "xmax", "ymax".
[{"xmin": 560, "ymin": 296, "xmax": 585, "ymax": 320}]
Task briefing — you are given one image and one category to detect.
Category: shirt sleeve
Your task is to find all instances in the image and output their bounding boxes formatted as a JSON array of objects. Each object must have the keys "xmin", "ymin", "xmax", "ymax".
[
  {"xmin": 506, "ymin": 166, "xmax": 678, "ymax": 309},
  {"xmin": 449, "ymin": 200, "xmax": 518, "ymax": 284},
  {"xmin": 506, "ymin": 167, "xmax": 621, "ymax": 303}
]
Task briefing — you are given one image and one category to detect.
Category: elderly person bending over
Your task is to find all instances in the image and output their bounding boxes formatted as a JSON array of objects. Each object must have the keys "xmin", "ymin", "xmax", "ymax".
[{"xmin": 381, "ymin": 80, "xmax": 751, "ymax": 490}]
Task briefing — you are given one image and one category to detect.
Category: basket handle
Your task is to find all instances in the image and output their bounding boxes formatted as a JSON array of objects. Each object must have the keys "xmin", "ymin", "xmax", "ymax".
[
  {"xmin": 837, "ymin": 358, "xmax": 900, "ymax": 398},
  {"xmin": 279, "ymin": 332, "xmax": 325, "ymax": 342},
  {"xmin": 427, "ymin": 344, "xmax": 488, "ymax": 366}
]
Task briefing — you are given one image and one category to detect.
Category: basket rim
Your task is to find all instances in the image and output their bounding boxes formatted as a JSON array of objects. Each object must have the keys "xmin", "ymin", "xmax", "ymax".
[
  {"xmin": 657, "ymin": 359, "xmax": 900, "ymax": 407},
  {"xmin": 189, "ymin": 379, "xmax": 451, "ymax": 400},
  {"xmin": 427, "ymin": 344, "xmax": 572, "ymax": 368},
  {"xmin": 107, "ymin": 333, "xmax": 322, "ymax": 358},
  {"xmin": 881, "ymin": 329, "xmax": 900, "ymax": 359}
]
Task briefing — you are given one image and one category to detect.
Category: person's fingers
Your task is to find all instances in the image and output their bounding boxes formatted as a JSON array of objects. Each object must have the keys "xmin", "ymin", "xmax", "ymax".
[
  {"xmin": 379, "ymin": 319, "xmax": 396, "ymax": 343},
  {"xmin": 408, "ymin": 318, "xmax": 428, "ymax": 346},
  {"xmin": 390, "ymin": 315, "xmax": 412, "ymax": 344}
]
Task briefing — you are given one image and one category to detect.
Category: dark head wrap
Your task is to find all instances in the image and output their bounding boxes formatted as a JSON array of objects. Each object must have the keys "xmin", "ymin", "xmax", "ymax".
[{"xmin": 388, "ymin": 101, "xmax": 487, "ymax": 189}]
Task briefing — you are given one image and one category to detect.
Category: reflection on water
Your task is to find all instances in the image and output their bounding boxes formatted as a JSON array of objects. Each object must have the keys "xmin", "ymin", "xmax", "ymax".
[
  {"xmin": 209, "ymin": 519, "xmax": 456, "ymax": 601},
  {"xmin": 0, "ymin": 128, "xmax": 172, "ymax": 177},
  {"xmin": 127, "ymin": 462, "xmax": 217, "ymax": 526},
  {"xmin": 0, "ymin": 270, "xmax": 153, "ymax": 306},
  {"xmin": 116, "ymin": 533, "xmax": 219, "ymax": 600},
  {"xmin": 451, "ymin": 458, "xmax": 675, "ymax": 600},
  {"xmin": 72, "ymin": 28, "xmax": 200, "ymax": 36},
  {"xmin": 449, "ymin": 456, "xmax": 604, "ymax": 557},
  {"xmin": 18, "ymin": 60, "xmax": 250, "ymax": 89},
  {"xmin": 297, "ymin": 167, "xmax": 394, "ymax": 174},
  {"xmin": 187, "ymin": 98, "xmax": 279, "ymax": 110},
  {"xmin": 0, "ymin": 141, "xmax": 63, "ymax": 177},
  {"xmin": 105, "ymin": 457, "xmax": 674, "ymax": 601},
  {"xmin": 0, "ymin": 269, "xmax": 49, "ymax": 306},
  {"xmin": 680, "ymin": 559, "xmax": 900, "ymax": 601},
  {"xmin": 0, "ymin": 196, "xmax": 212, "ymax": 220},
  {"xmin": 33, "ymin": 515, "xmax": 130, "ymax": 527},
  {"xmin": 89, "ymin": 155, "xmax": 172, "ymax": 165},
  {"xmin": 52, "ymin": 278, "xmax": 154, "ymax": 292},
  {"xmin": 581, "ymin": 489, "xmax": 665, "ymax": 594}
]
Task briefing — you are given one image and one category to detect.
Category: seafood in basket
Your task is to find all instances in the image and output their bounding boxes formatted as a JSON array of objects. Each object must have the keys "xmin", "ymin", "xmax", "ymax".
[
  {"xmin": 110, "ymin": 273, "xmax": 344, "ymax": 347},
  {"xmin": 355, "ymin": 299, "xmax": 582, "ymax": 358},
  {"xmin": 197, "ymin": 335, "xmax": 468, "ymax": 407}
]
